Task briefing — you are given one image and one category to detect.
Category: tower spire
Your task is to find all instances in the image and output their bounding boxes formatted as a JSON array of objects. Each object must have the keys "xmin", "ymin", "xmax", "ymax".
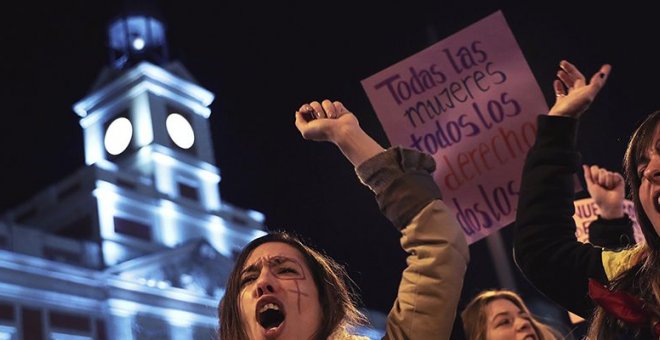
[{"xmin": 107, "ymin": 0, "xmax": 169, "ymax": 69}]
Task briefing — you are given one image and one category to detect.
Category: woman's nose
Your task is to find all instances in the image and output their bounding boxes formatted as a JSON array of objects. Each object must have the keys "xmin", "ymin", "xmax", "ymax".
[
  {"xmin": 255, "ymin": 271, "xmax": 277, "ymax": 297},
  {"xmin": 515, "ymin": 317, "xmax": 532, "ymax": 332},
  {"xmin": 643, "ymin": 160, "xmax": 660, "ymax": 184}
]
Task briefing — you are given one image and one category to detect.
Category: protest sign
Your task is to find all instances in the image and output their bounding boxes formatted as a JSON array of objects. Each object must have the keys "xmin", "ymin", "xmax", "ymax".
[{"xmin": 362, "ymin": 11, "xmax": 547, "ymax": 243}]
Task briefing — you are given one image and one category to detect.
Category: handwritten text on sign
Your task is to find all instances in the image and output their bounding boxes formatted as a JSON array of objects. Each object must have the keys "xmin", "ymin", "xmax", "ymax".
[{"xmin": 361, "ymin": 11, "xmax": 548, "ymax": 244}]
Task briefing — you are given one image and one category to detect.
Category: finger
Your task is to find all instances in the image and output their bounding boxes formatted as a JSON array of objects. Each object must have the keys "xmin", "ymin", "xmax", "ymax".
[
  {"xmin": 596, "ymin": 168, "xmax": 608, "ymax": 186},
  {"xmin": 560, "ymin": 60, "xmax": 586, "ymax": 83},
  {"xmin": 583, "ymin": 164, "xmax": 594, "ymax": 185},
  {"xmin": 299, "ymin": 104, "xmax": 316, "ymax": 122},
  {"xmin": 604, "ymin": 172, "xmax": 614, "ymax": 189},
  {"xmin": 309, "ymin": 101, "xmax": 326, "ymax": 119},
  {"xmin": 299, "ymin": 103, "xmax": 315, "ymax": 115},
  {"xmin": 588, "ymin": 64, "xmax": 612, "ymax": 90},
  {"xmin": 553, "ymin": 79, "xmax": 566, "ymax": 97},
  {"xmin": 333, "ymin": 101, "xmax": 348, "ymax": 116},
  {"xmin": 590, "ymin": 164, "xmax": 600, "ymax": 180},
  {"xmin": 557, "ymin": 69, "xmax": 573, "ymax": 90},
  {"xmin": 591, "ymin": 165, "xmax": 604, "ymax": 186},
  {"xmin": 322, "ymin": 99, "xmax": 337, "ymax": 118}
]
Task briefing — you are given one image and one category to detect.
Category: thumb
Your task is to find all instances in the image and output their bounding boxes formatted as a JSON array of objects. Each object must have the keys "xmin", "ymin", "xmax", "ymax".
[{"xmin": 294, "ymin": 111, "xmax": 310, "ymax": 133}]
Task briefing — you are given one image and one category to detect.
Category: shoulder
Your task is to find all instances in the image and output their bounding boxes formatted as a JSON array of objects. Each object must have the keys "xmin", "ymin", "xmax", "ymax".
[{"xmin": 601, "ymin": 244, "xmax": 646, "ymax": 280}]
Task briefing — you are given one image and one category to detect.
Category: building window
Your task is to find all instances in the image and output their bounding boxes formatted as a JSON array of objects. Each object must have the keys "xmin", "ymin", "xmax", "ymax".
[
  {"xmin": 0, "ymin": 301, "xmax": 14, "ymax": 322},
  {"xmin": 178, "ymin": 182, "xmax": 198, "ymax": 201},
  {"xmin": 21, "ymin": 307, "xmax": 43, "ymax": 340},
  {"xmin": 133, "ymin": 314, "xmax": 170, "ymax": 340},
  {"xmin": 96, "ymin": 319, "xmax": 107, "ymax": 340},
  {"xmin": 47, "ymin": 311, "xmax": 101, "ymax": 340},
  {"xmin": 113, "ymin": 216, "xmax": 152, "ymax": 241},
  {"xmin": 49, "ymin": 311, "xmax": 91, "ymax": 333}
]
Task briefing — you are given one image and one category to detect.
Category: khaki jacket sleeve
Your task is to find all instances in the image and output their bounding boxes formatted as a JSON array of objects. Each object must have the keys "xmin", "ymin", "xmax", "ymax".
[{"xmin": 356, "ymin": 147, "xmax": 469, "ymax": 340}]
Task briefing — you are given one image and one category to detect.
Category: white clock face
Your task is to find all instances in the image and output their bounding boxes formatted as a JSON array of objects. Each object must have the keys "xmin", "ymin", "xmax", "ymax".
[
  {"xmin": 104, "ymin": 117, "xmax": 133, "ymax": 155},
  {"xmin": 166, "ymin": 113, "xmax": 195, "ymax": 149}
]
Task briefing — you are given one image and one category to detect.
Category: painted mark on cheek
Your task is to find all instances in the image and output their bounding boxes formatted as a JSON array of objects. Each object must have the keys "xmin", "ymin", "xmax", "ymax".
[{"xmin": 287, "ymin": 280, "xmax": 310, "ymax": 313}]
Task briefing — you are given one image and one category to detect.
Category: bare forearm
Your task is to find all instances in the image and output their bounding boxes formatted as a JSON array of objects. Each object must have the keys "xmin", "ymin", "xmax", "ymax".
[
  {"xmin": 332, "ymin": 124, "xmax": 385, "ymax": 167},
  {"xmin": 599, "ymin": 204, "xmax": 624, "ymax": 219}
]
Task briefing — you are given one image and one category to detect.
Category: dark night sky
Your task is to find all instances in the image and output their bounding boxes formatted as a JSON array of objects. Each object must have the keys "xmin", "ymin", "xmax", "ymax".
[{"xmin": 1, "ymin": 0, "xmax": 659, "ymax": 336}]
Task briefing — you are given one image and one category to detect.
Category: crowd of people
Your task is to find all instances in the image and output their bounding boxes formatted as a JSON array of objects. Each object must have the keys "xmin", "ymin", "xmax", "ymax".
[{"xmin": 215, "ymin": 59, "xmax": 658, "ymax": 339}]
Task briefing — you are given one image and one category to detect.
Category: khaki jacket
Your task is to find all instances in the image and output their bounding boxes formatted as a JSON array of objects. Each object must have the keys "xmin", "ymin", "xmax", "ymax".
[{"xmin": 340, "ymin": 147, "xmax": 469, "ymax": 340}]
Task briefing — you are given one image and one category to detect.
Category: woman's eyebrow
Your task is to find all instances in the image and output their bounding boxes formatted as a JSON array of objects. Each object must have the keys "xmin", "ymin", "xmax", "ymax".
[
  {"xmin": 270, "ymin": 256, "xmax": 297, "ymax": 265},
  {"xmin": 240, "ymin": 262, "xmax": 262, "ymax": 276}
]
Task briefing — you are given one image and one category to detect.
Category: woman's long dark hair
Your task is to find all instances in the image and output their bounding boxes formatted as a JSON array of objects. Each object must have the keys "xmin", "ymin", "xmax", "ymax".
[
  {"xmin": 218, "ymin": 232, "xmax": 366, "ymax": 340},
  {"xmin": 588, "ymin": 110, "xmax": 660, "ymax": 339}
]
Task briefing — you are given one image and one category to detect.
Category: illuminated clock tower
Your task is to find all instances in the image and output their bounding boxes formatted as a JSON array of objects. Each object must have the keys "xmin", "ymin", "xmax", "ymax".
[
  {"xmin": 3, "ymin": 8, "xmax": 265, "ymax": 268},
  {"xmin": 70, "ymin": 11, "xmax": 266, "ymax": 266}
]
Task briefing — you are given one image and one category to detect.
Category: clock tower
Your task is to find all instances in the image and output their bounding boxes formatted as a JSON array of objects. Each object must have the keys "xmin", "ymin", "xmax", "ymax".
[
  {"xmin": 72, "ymin": 9, "xmax": 266, "ymax": 266},
  {"xmin": 4, "ymin": 7, "xmax": 266, "ymax": 268}
]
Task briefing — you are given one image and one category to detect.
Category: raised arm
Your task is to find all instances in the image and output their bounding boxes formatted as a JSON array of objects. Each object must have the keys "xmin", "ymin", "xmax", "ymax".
[
  {"xmin": 295, "ymin": 100, "xmax": 469, "ymax": 339},
  {"xmin": 584, "ymin": 164, "xmax": 635, "ymax": 249},
  {"xmin": 548, "ymin": 60, "xmax": 611, "ymax": 118},
  {"xmin": 513, "ymin": 61, "xmax": 613, "ymax": 317},
  {"xmin": 584, "ymin": 164, "xmax": 625, "ymax": 220}
]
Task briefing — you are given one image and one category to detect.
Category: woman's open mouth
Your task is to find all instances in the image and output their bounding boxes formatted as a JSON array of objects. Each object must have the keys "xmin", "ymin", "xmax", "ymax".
[
  {"xmin": 256, "ymin": 298, "xmax": 286, "ymax": 337},
  {"xmin": 259, "ymin": 303, "xmax": 285, "ymax": 328}
]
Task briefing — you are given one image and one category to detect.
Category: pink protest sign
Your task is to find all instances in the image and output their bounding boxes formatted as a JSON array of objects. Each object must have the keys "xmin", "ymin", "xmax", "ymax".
[
  {"xmin": 572, "ymin": 198, "xmax": 643, "ymax": 244},
  {"xmin": 361, "ymin": 11, "xmax": 547, "ymax": 244}
]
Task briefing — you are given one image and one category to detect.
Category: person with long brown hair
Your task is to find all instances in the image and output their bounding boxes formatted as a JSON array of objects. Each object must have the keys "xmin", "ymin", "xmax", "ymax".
[
  {"xmin": 461, "ymin": 290, "xmax": 564, "ymax": 340},
  {"xmin": 514, "ymin": 59, "xmax": 660, "ymax": 338},
  {"xmin": 218, "ymin": 99, "xmax": 469, "ymax": 339}
]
